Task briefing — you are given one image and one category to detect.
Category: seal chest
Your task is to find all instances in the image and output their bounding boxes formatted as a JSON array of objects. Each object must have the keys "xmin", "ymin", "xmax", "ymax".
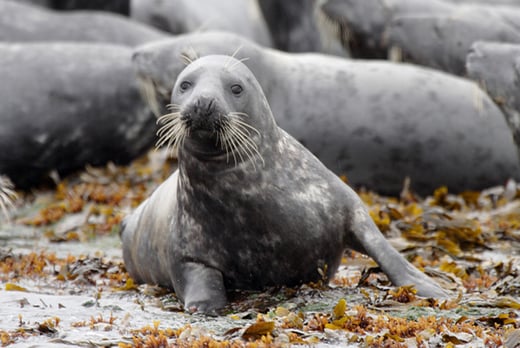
[{"xmin": 121, "ymin": 54, "xmax": 449, "ymax": 314}]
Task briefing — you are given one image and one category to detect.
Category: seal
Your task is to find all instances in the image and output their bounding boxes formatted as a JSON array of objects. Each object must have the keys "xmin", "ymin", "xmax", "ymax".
[
  {"xmin": 130, "ymin": 0, "xmax": 272, "ymax": 47},
  {"xmin": 444, "ymin": 0, "xmax": 520, "ymax": 5},
  {"xmin": 387, "ymin": 11, "xmax": 520, "ymax": 75},
  {"xmin": 466, "ymin": 41, "xmax": 520, "ymax": 152},
  {"xmin": 320, "ymin": 0, "xmax": 520, "ymax": 64},
  {"xmin": 132, "ymin": 31, "xmax": 520, "ymax": 195},
  {"xmin": 21, "ymin": 0, "xmax": 130, "ymax": 14},
  {"xmin": 47, "ymin": 0, "xmax": 129, "ymax": 14},
  {"xmin": 121, "ymin": 55, "xmax": 449, "ymax": 314},
  {"xmin": 319, "ymin": 0, "xmax": 450, "ymax": 58},
  {"xmin": 257, "ymin": 0, "xmax": 348, "ymax": 55},
  {"xmin": 0, "ymin": 0, "xmax": 168, "ymax": 46},
  {"xmin": 0, "ymin": 42, "xmax": 156, "ymax": 189}
]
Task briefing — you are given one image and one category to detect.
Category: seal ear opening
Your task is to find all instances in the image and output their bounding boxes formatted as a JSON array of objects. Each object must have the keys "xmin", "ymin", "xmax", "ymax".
[{"xmin": 180, "ymin": 47, "xmax": 200, "ymax": 66}]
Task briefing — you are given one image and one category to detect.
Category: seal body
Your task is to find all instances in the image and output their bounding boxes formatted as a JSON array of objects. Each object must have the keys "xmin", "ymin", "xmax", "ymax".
[
  {"xmin": 0, "ymin": 0, "xmax": 168, "ymax": 46},
  {"xmin": 132, "ymin": 32, "xmax": 520, "ymax": 195},
  {"xmin": 0, "ymin": 43, "xmax": 155, "ymax": 189},
  {"xmin": 467, "ymin": 41, "xmax": 520, "ymax": 152},
  {"xmin": 122, "ymin": 55, "xmax": 448, "ymax": 314},
  {"xmin": 319, "ymin": 0, "xmax": 450, "ymax": 58},
  {"xmin": 320, "ymin": 0, "xmax": 520, "ymax": 65},
  {"xmin": 257, "ymin": 0, "xmax": 348, "ymax": 55},
  {"xmin": 444, "ymin": 0, "xmax": 520, "ymax": 6},
  {"xmin": 130, "ymin": 0, "xmax": 272, "ymax": 47},
  {"xmin": 387, "ymin": 10, "xmax": 520, "ymax": 75}
]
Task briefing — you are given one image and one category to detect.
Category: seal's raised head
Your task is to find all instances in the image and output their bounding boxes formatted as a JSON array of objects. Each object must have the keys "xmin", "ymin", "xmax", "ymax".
[
  {"xmin": 132, "ymin": 32, "xmax": 262, "ymax": 117},
  {"xmin": 157, "ymin": 55, "xmax": 274, "ymax": 168}
]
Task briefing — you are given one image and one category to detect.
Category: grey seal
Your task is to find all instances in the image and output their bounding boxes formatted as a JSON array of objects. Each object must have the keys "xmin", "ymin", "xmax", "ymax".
[
  {"xmin": 130, "ymin": 0, "xmax": 272, "ymax": 47},
  {"xmin": 132, "ymin": 31, "xmax": 520, "ymax": 195},
  {"xmin": 0, "ymin": 43, "xmax": 155, "ymax": 189},
  {"xmin": 0, "ymin": 0, "xmax": 168, "ymax": 46},
  {"xmin": 444, "ymin": 0, "xmax": 520, "ymax": 5},
  {"xmin": 387, "ymin": 10, "xmax": 520, "ymax": 75},
  {"xmin": 320, "ymin": 0, "xmax": 520, "ymax": 64},
  {"xmin": 121, "ymin": 55, "xmax": 448, "ymax": 314},
  {"xmin": 319, "ymin": 0, "xmax": 450, "ymax": 58},
  {"xmin": 21, "ymin": 0, "xmax": 130, "ymax": 14},
  {"xmin": 466, "ymin": 41, "xmax": 520, "ymax": 151},
  {"xmin": 257, "ymin": 0, "xmax": 348, "ymax": 55}
]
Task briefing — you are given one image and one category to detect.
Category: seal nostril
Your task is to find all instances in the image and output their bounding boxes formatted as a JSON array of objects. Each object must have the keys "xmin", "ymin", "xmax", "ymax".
[
  {"xmin": 206, "ymin": 99, "xmax": 215, "ymax": 115},
  {"xmin": 194, "ymin": 97, "xmax": 215, "ymax": 117}
]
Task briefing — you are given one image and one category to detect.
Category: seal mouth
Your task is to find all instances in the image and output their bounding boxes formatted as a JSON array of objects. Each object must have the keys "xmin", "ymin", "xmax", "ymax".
[{"xmin": 156, "ymin": 107, "xmax": 265, "ymax": 168}]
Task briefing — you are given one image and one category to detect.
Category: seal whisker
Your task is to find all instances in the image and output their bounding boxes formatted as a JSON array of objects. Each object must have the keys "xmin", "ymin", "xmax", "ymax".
[
  {"xmin": 0, "ymin": 176, "xmax": 17, "ymax": 222},
  {"xmin": 166, "ymin": 103, "xmax": 181, "ymax": 111},
  {"xmin": 216, "ymin": 119, "xmax": 232, "ymax": 164},
  {"xmin": 180, "ymin": 47, "xmax": 199, "ymax": 66},
  {"xmin": 155, "ymin": 112, "xmax": 187, "ymax": 153},
  {"xmin": 166, "ymin": 122, "xmax": 187, "ymax": 150},
  {"xmin": 156, "ymin": 113, "xmax": 182, "ymax": 137},
  {"xmin": 224, "ymin": 116, "xmax": 265, "ymax": 168},
  {"xmin": 226, "ymin": 45, "xmax": 244, "ymax": 68},
  {"xmin": 223, "ymin": 123, "xmax": 244, "ymax": 166},
  {"xmin": 156, "ymin": 122, "xmax": 182, "ymax": 148},
  {"xmin": 220, "ymin": 121, "xmax": 242, "ymax": 166},
  {"xmin": 157, "ymin": 111, "xmax": 181, "ymax": 123},
  {"xmin": 137, "ymin": 75, "xmax": 162, "ymax": 118},
  {"xmin": 218, "ymin": 126, "xmax": 232, "ymax": 164},
  {"xmin": 227, "ymin": 126, "xmax": 260, "ymax": 170},
  {"xmin": 229, "ymin": 57, "xmax": 250, "ymax": 71},
  {"xmin": 228, "ymin": 111, "xmax": 249, "ymax": 117},
  {"xmin": 229, "ymin": 123, "xmax": 265, "ymax": 167},
  {"xmin": 227, "ymin": 116, "xmax": 262, "ymax": 137},
  {"xmin": 157, "ymin": 115, "xmax": 182, "ymax": 136}
]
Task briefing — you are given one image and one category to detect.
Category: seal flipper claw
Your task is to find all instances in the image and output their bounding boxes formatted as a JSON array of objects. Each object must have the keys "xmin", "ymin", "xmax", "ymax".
[{"xmin": 177, "ymin": 262, "xmax": 227, "ymax": 314}]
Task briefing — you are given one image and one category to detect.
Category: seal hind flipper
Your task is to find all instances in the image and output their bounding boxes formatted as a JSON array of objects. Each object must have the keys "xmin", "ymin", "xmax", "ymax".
[{"xmin": 346, "ymin": 199, "xmax": 449, "ymax": 298}]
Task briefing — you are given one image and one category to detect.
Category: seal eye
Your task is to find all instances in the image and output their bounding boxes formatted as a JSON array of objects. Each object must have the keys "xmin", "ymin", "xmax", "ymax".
[
  {"xmin": 179, "ymin": 81, "xmax": 191, "ymax": 92},
  {"xmin": 230, "ymin": 84, "xmax": 243, "ymax": 96}
]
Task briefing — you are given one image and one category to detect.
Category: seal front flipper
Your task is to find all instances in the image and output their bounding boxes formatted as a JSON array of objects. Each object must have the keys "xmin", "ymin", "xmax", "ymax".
[
  {"xmin": 346, "ymin": 195, "xmax": 450, "ymax": 299},
  {"xmin": 174, "ymin": 262, "xmax": 227, "ymax": 315}
]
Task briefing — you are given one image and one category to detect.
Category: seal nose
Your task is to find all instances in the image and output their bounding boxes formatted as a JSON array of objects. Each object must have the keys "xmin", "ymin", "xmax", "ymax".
[{"xmin": 193, "ymin": 96, "xmax": 216, "ymax": 117}]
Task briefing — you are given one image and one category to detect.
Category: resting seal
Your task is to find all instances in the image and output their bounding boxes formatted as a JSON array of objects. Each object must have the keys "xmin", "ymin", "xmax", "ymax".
[
  {"xmin": 466, "ymin": 41, "xmax": 520, "ymax": 152},
  {"xmin": 130, "ymin": 0, "xmax": 272, "ymax": 47},
  {"xmin": 0, "ymin": 43, "xmax": 155, "ymax": 189},
  {"xmin": 0, "ymin": 0, "xmax": 168, "ymax": 46},
  {"xmin": 257, "ymin": 0, "xmax": 348, "ymax": 55},
  {"xmin": 132, "ymin": 32, "xmax": 520, "ymax": 195},
  {"xmin": 319, "ymin": 0, "xmax": 450, "ymax": 58},
  {"xmin": 387, "ymin": 10, "xmax": 520, "ymax": 76},
  {"xmin": 320, "ymin": 0, "xmax": 520, "ymax": 64},
  {"xmin": 121, "ymin": 55, "xmax": 448, "ymax": 314}
]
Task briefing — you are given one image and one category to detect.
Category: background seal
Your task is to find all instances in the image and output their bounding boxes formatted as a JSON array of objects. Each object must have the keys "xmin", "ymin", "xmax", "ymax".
[
  {"xmin": 132, "ymin": 32, "xmax": 520, "ymax": 195},
  {"xmin": 0, "ymin": 43, "xmax": 156, "ymax": 189}
]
